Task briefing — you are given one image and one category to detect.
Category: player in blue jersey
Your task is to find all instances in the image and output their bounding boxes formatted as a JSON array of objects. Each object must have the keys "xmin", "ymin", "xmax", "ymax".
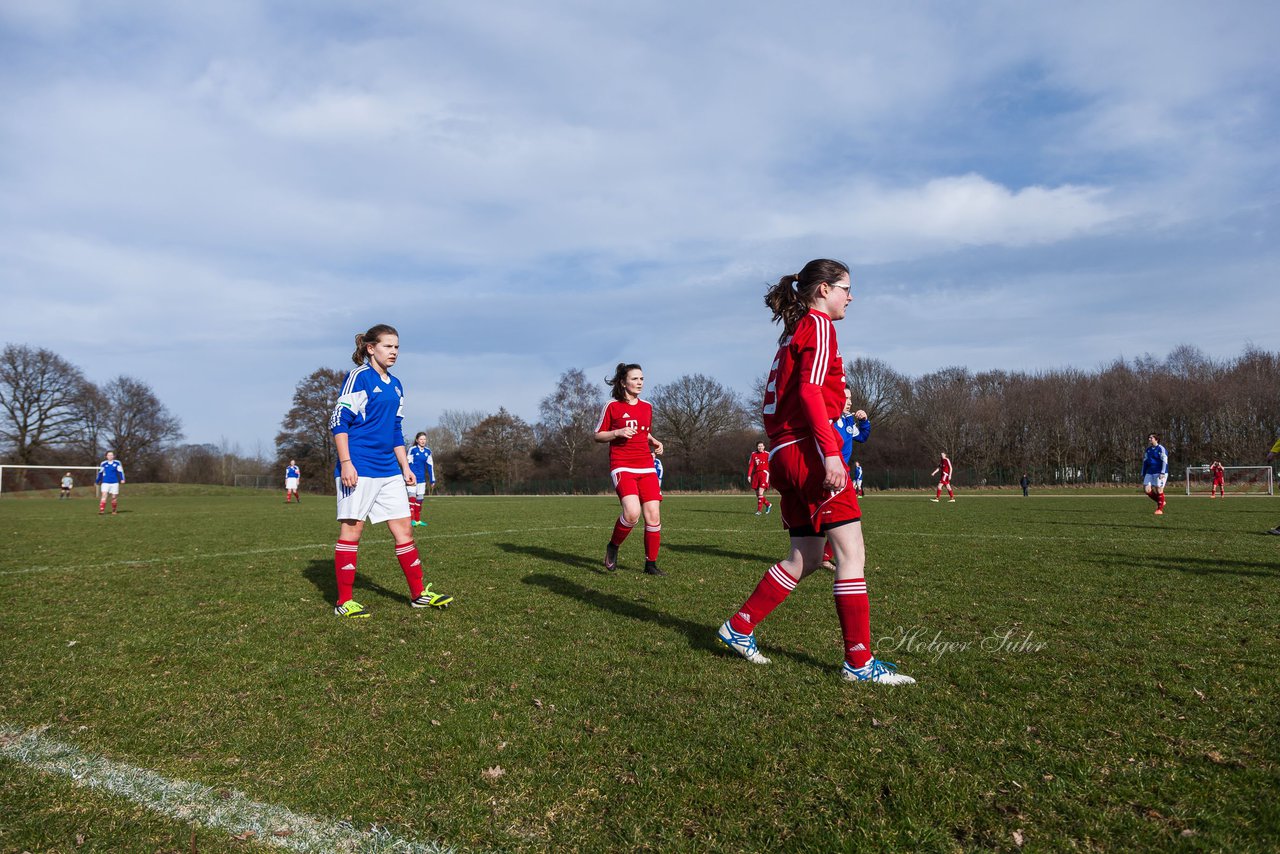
[
  {"xmin": 330, "ymin": 324, "xmax": 452, "ymax": 618},
  {"xmin": 95, "ymin": 452, "xmax": 125, "ymax": 515},
  {"xmin": 852, "ymin": 461, "xmax": 863, "ymax": 497},
  {"xmin": 1142, "ymin": 432, "xmax": 1169, "ymax": 516},
  {"xmin": 823, "ymin": 388, "xmax": 870, "ymax": 569},
  {"xmin": 284, "ymin": 460, "xmax": 301, "ymax": 504},
  {"xmin": 406, "ymin": 432, "xmax": 435, "ymax": 527},
  {"xmin": 654, "ymin": 456, "xmax": 664, "ymax": 486}
]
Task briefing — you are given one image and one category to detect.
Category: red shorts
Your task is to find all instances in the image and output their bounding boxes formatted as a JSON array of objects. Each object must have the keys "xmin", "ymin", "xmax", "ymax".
[
  {"xmin": 1212, "ymin": 477, "xmax": 1224, "ymax": 486},
  {"xmin": 750, "ymin": 471, "xmax": 770, "ymax": 490},
  {"xmin": 938, "ymin": 474, "xmax": 951, "ymax": 485},
  {"xmin": 769, "ymin": 440, "xmax": 860, "ymax": 533},
  {"xmin": 612, "ymin": 469, "xmax": 662, "ymax": 503}
]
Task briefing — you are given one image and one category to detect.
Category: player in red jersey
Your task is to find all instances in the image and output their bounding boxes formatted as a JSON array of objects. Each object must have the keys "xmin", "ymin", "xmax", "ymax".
[
  {"xmin": 715, "ymin": 259, "xmax": 914, "ymax": 685},
  {"xmin": 747, "ymin": 442, "xmax": 773, "ymax": 515},
  {"xmin": 930, "ymin": 452, "xmax": 955, "ymax": 502},
  {"xmin": 595, "ymin": 363, "xmax": 666, "ymax": 575},
  {"xmin": 1208, "ymin": 460, "xmax": 1225, "ymax": 498}
]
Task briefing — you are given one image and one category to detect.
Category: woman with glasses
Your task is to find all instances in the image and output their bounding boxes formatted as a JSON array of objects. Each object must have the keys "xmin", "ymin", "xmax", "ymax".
[{"xmin": 715, "ymin": 259, "xmax": 914, "ymax": 685}]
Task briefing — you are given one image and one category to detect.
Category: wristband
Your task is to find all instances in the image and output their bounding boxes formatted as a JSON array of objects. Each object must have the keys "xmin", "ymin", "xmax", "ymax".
[{"xmin": 340, "ymin": 459, "xmax": 352, "ymax": 463}]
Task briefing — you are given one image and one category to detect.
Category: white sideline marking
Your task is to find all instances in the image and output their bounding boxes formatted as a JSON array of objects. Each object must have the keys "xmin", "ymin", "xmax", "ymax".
[{"xmin": 0, "ymin": 724, "xmax": 455, "ymax": 853}]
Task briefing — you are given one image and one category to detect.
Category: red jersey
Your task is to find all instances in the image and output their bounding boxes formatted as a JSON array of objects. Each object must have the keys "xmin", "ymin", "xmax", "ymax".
[
  {"xmin": 761, "ymin": 309, "xmax": 844, "ymax": 457},
  {"xmin": 939, "ymin": 457, "xmax": 953, "ymax": 478},
  {"xmin": 747, "ymin": 451, "xmax": 770, "ymax": 479},
  {"xmin": 1209, "ymin": 462, "xmax": 1224, "ymax": 481},
  {"xmin": 595, "ymin": 398, "xmax": 656, "ymax": 472}
]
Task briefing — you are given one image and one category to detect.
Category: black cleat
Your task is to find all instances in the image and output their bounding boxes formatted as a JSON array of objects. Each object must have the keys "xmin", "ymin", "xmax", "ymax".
[
  {"xmin": 604, "ymin": 542, "xmax": 619, "ymax": 571},
  {"xmin": 643, "ymin": 561, "xmax": 665, "ymax": 576}
]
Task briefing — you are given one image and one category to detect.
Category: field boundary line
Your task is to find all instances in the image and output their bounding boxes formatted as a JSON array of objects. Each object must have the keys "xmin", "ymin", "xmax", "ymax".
[{"xmin": 0, "ymin": 723, "xmax": 455, "ymax": 853}]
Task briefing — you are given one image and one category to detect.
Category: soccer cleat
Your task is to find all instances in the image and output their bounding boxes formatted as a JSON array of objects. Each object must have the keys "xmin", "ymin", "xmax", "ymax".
[
  {"xmin": 334, "ymin": 600, "xmax": 370, "ymax": 618},
  {"xmin": 1266, "ymin": 527, "xmax": 1280, "ymax": 535},
  {"xmin": 716, "ymin": 620, "xmax": 770, "ymax": 665},
  {"xmin": 1154, "ymin": 509, "xmax": 1164, "ymax": 516},
  {"xmin": 644, "ymin": 560, "xmax": 665, "ymax": 576},
  {"xmin": 930, "ymin": 498, "xmax": 939, "ymax": 503},
  {"xmin": 841, "ymin": 659, "xmax": 915, "ymax": 685},
  {"xmin": 604, "ymin": 542, "xmax": 619, "ymax": 572},
  {"xmin": 948, "ymin": 499, "xmax": 956, "ymax": 503},
  {"xmin": 410, "ymin": 583, "xmax": 453, "ymax": 609},
  {"xmin": 754, "ymin": 511, "xmax": 762, "ymax": 516},
  {"xmin": 765, "ymin": 503, "xmax": 772, "ymax": 514}
]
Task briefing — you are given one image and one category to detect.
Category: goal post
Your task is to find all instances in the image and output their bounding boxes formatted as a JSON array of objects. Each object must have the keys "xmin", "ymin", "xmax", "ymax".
[
  {"xmin": 1184, "ymin": 465, "xmax": 1273, "ymax": 496},
  {"xmin": 0, "ymin": 464, "xmax": 102, "ymax": 496}
]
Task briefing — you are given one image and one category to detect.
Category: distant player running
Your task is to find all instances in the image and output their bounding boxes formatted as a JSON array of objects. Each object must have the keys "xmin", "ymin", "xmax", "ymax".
[
  {"xmin": 1208, "ymin": 460, "xmax": 1225, "ymax": 498},
  {"xmin": 406, "ymin": 432, "xmax": 435, "ymax": 527},
  {"xmin": 284, "ymin": 459, "xmax": 301, "ymax": 504},
  {"xmin": 595, "ymin": 363, "xmax": 666, "ymax": 576},
  {"xmin": 716, "ymin": 259, "xmax": 913, "ymax": 685},
  {"xmin": 747, "ymin": 442, "xmax": 773, "ymax": 515},
  {"xmin": 1143, "ymin": 433, "xmax": 1169, "ymax": 516},
  {"xmin": 330, "ymin": 324, "xmax": 452, "ymax": 618},
  {"xmin": 930, "ymin": 452, "xmax": 955, "ymax": 502},
  {"xmin": 95, "ymin": 452, "xmax": 125, "ymax": 516}
]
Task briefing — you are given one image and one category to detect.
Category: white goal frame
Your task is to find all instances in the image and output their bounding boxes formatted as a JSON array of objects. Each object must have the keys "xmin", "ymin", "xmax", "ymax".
[
  {"xmin": 0, "ymin": 464, "xmax": 102, "ymax": 496},
  {"xmin": 1184, "ymin": 465, "xmax": 1273, "ymax": 496},
  {"xmin": 234, "ymin": 474, "xmax": 279, "ymax": 489}
]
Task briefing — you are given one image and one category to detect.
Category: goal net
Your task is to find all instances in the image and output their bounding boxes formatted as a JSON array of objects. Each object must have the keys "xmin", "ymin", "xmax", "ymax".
[
  {"xmin": 234, "ymin": 474, "xmax": 278, "ymax": 489},
  {"xmin": 1184, "ymin": 465, "xmax": 1274, "ymax": 496}
]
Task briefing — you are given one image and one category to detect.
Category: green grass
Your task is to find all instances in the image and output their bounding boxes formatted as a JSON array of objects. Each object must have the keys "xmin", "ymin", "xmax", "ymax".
[{"xmin": 2, "ymin": 489, "xmax": 1278, "ymax": 851}]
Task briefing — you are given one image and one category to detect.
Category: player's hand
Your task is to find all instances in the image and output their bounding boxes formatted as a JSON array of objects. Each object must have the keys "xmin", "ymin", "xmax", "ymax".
[
  {"xmin": 854, "ymin": 409, "xmax": 868, "ymax": 421},
  {"xmin": 340, "ymin": 461, "xmax": 358, "ymax": 489},
  {"xmin": 652, "ymin": 440, "xmax": 664, "ymax": 456},
  {"xmin": 616, "ymin": 426, "xmax": 638, "ymax": 439},
  {"xmin": 822, "ymin": 455, "xmax": 847, "ymax": 491},
  {"xmin": 404, "ymin": 471, "xmax": 417, "ymax": 487}
]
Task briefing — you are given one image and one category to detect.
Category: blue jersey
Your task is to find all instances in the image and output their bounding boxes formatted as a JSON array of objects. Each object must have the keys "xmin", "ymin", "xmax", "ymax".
[
  {"xmin": 330, "ymin": 364, "xmax": 406, "ymax": 478},
  {"xmin": 407, "ymin": 445, "xmax": 435, "ymax": 484},
  {"xmin": 853, "ymin": 463, "xmax": 863, "ymax": 481},
  {"xmin": 1142, "ymin": 443, "xmax": 1168, "ymax": 476},
  {"xmin": 654, "ymin": 457, "xmax": 664, "ymax": 484},
  {"xmin": 832, "ymin": 416, "xmax": 871, "ymax": 465},
  {"xmin": 96, "ymin": 459, "xmax": 125, "ymax": 484},
  {"xmin": 285, "ymin": 465, "xmax": 300, "ymax": 479}
]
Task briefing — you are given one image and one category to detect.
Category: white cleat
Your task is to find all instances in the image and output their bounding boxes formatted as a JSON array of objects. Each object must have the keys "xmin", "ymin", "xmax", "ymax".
[
  {"xmin": 841, "ymin": 659, "xmax": 916, "ymax": 685},
  {"xmin": 716, "ymin": 620, "xmax": 771, "ymax": 665}
]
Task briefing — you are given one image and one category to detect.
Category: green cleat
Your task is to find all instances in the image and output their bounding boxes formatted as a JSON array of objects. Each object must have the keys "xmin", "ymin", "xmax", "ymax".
[
  {"xmin": 410, "ymin": 583, "xmax": 453, "ymax": 609},
  {"xmin": 334, "ymin": 599, "xmax": 370, "ymax": 618}
]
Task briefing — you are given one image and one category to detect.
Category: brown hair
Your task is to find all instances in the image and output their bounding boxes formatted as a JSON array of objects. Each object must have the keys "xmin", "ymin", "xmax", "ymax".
[
  {"xmin": 605, "ymin": 362, "xmax": 643, "ymax": 402},
  {"xmin": 351, "ymin": 324, "xmax": 399, "ymax": 366},
  {"xmin": 413, "ymin": 431, "xmax": 428, "ymax": 444},
  {"xmin": 764, "ymin": 259, "xmax": 850, "ymax": 342}
]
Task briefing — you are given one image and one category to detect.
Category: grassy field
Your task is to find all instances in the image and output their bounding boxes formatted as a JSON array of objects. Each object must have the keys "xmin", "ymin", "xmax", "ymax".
[{"xmin": 2, "ymin": 487, "xmax": 1278, "ymax": 852}]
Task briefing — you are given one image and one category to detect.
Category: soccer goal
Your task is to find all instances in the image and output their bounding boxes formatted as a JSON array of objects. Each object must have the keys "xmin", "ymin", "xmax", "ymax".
[
  {"xmin": 233, "ymin": 474, "xmax": 278, "ymax": 489},
  {"xmin": 1184, "ymin": 465, "xmax": 1274, "ymax": 496},
  {"xmin": 0, "ymin": 464, "xmax": 102, "ymax": 496}
]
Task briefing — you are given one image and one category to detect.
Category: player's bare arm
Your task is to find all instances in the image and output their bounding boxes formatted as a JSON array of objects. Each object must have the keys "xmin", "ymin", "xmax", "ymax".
[
  {"xmin": 394, "ymin": 445, "xmax": 416, "ymax": 487},
  {"xmin": 649, "ymin": 435, "xmax": 664, "ymax": 456},
  {"xmin": 335, "ymin": 433, "xmax": 358, "ymax": 488}
]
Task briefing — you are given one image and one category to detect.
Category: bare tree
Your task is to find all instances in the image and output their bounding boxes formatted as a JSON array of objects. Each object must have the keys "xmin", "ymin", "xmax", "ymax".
[
  {"xmin": 845, "ymin": 357, "xmax": 906, "ymax": 423},
  {"xmin": 651, "ymin": 374, "xmax": 749, "ymax": 472},
  {"xmin": 436, "ymin": 409, "xmax": 487, "ymax": 451},
  {"xmin": 102, "ymin": 376, "xmax": 183, "ymax": 479},
  {"xmin": 536, "ymin": 368, "xmax": 604, "ymax": 479},
  {"xmin": 456, "ymin": 408, "xmax": 533, "ymax": 491},
  {"xmin": 0, "ymin": 344, "xmax": 90, "ymax": 467},
  {"xmin": 276, "ymin": 367, "xmax": 347, "ymax": 491}
]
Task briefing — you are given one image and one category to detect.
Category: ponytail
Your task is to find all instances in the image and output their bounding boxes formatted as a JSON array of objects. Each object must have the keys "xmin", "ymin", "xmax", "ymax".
[
  {"xmin": 352, "ymin": 323, "xmax": 399, "ymax": 366},
  {"xmin": 605, "ymin": 362, "xmax": 643, "ymax": 402},
  {"xmin": 764, "ymin": 259, "xmax": 850, "ymax": 342}
]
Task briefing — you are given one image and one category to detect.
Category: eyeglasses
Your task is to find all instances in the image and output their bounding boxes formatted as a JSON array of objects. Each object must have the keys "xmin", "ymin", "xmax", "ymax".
[{"xmin": 828, "ymin": 283, "xmax": 851, "ymax": 294}]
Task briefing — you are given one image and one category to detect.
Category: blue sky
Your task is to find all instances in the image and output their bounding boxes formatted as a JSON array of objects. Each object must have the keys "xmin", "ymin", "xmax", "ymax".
[{"xmin": 2, "ymin": 1, "xmax": 1277, "ymax": 453}]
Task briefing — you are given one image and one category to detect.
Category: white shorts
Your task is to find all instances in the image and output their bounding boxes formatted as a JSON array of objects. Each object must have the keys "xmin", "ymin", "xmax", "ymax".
[
  {"xmin": 409, "ymin": 482, "xmax": 427, "ymax": 499},
  {"xmin": 854, "ymin": 479, "xmax": 863, "ymax": 489},
  {"xmin": 99, "ymin": 483, "xmax": 119, "ymax": 496},
  {"xmin": 285, "ymin": 477, "xmax": 300, "ymax": 490},
  {"xmin": 335, "ymin": 475, "xmax": 410, "ymax": 523},
  {"xmin": 1143, "ymin": 473, "xmax": 1168, "ymax": 490}
]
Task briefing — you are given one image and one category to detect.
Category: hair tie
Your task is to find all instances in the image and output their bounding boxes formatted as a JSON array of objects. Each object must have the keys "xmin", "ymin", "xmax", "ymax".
[{"xmin": 790, "ymin": 277, "xmax": 800, "ymax": 293}]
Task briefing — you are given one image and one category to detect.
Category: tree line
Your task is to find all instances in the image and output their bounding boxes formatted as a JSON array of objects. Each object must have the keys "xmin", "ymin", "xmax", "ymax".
[{"xmin": 5, "ymin": 340, "xmax": 1275, "ymax": 493}]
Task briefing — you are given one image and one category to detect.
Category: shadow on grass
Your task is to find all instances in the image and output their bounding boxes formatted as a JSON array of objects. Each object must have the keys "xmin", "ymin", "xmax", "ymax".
[
  {"xmin": 521, "ymin": 572, "xmax": 829, "ymax": 671},
  {"xmin": 1097, "ymin": 554, "xmax": 1280, "ymax": 578},
  {"xmin": 664, "ymin": 542, "xmax": 773, "ymax": 564},
  {"xmin": 495, "ymin": 542, "xmax": 605, "ymax": 573},
  {"xmin": 302, "ymin": 558, "xmax": 409, "ymax": 605}
]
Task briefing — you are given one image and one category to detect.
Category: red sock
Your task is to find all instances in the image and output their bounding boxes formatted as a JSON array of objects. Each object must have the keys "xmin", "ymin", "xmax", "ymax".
[
  {"xmin": 947, "ymin": 487, "xmax": 954, "ymax": 499},
  {"xmin": 111, "ymin": 498, "xmax": 118, "ymax": 512},
  {"xmin": 1148, "ymin": 490, "xmax": 1160, "ymax": 503},
  {"xmin": 936, "ymin": 486, "xmax": 942, "ymax": 498},
  {"xmin": 757, "ymin": 496, "xmax": 765, "ymax": 512},
  {"xmin": 644, "ymin": 525, "xmax": 661, "ymax": 561},
  {"xmin": 99, "ymin": 497, "xmax": 106, "ymax": 511},
  {"xmin": 822, "ymin": 541, "xmax": 834, "ymax": 563},
  {"xmin": 285, "ymin": 491, "xmax": 290, "ymax": 503},
  {"xmin": 729, "ymin": 564, "xmax": 797, "ymax": 634},
  {"xmin": 409, "ymin": 498, "xmax": 418, "ymax": 522},
  {"xmin": 1157, "ymin": 494, "xmax": 1166, "ymax": 510},
  {"xmin": 395, "ymin": 541, "xmax": 424, "ymax": 598},
  {"xmin": 610, "ymin": 515, "xmax": 636, "ymax": 547},
  {"xmin": 834, "ymin": 578, "xmax": 872, "ymax": 668},
  {"xmin": 334, "ymin": 539, "xmax": 359, "ymax": 605}
]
